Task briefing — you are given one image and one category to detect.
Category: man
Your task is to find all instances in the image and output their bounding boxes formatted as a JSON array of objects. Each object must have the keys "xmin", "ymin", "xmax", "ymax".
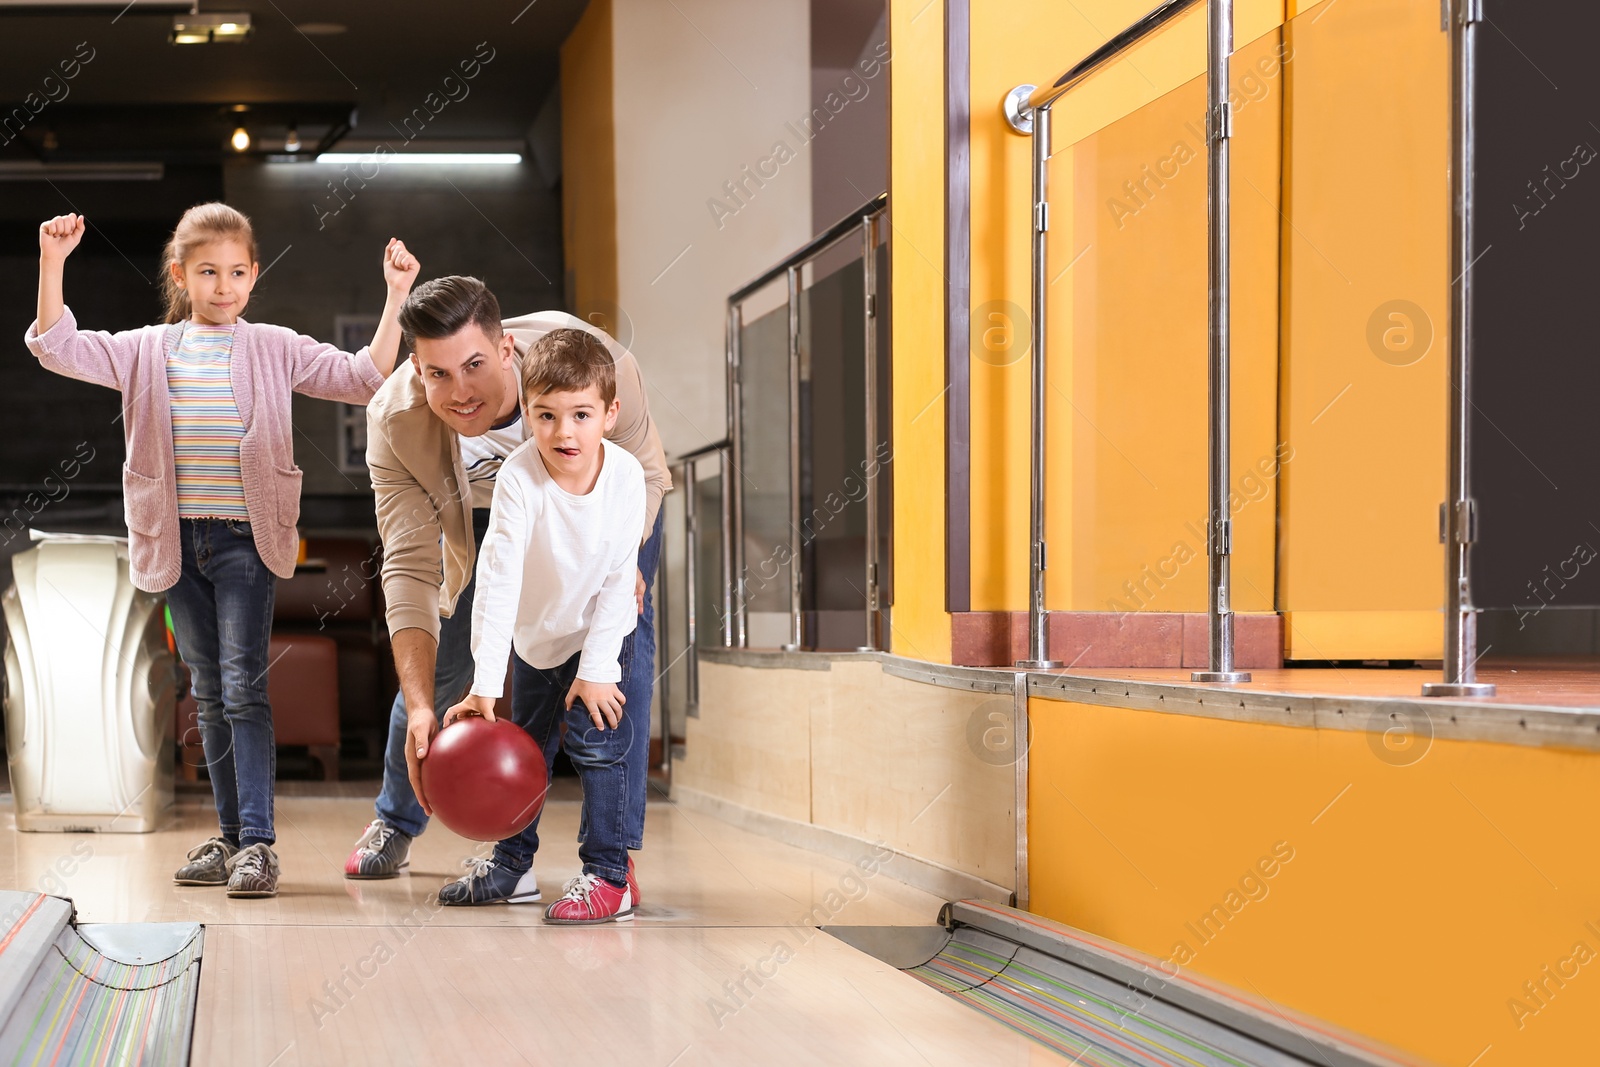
[{"xmin": 345, "ymin": 275, "xmax": 670, "ymax": 906}]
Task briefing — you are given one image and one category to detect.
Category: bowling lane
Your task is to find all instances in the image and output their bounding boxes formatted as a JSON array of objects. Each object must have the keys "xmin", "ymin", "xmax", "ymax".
[
  {"xmin": 0, "ymin": 791, "xmax": 1048, "ymax": 1064},
  {"xmin": 191, "ymin": 923, "xmax": 1048, "ymax": 1066},
  {"xmin": 1, "ymin": 791, "xmax": 944, "ymax": 929}
]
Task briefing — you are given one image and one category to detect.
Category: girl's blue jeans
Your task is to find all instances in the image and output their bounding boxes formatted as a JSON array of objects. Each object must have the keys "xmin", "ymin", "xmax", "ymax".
[{"xmin": 165, "ymin": 518, "xmax": 278, "ymax": 848}]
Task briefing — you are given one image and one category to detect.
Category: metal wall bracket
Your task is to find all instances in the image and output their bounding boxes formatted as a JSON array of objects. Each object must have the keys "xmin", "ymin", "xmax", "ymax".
[
  {"xmin": 1438, "ymin": 499, "xmax": 1477, "ymax": 543},
  {"xmin": 1003, "ymin": 84, "xmax": 1037, "ymax": 135},
  {"xmin": 1209, "ymin": 101, "xmax": 1233, "ymax": 142},
  {"xmin": 1454, "ymin": 498, "xmax": 1477, "ymax": 542},
  {"xmin": 1209, "ymin": 518, "xmax": 1232, "ymax": 554}
]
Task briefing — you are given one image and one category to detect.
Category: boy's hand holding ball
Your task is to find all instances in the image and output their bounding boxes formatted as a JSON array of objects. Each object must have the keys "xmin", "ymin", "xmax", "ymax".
[
  {"xmin": 443, "ymin": 693, "xmax": 498, "ymax": 727},
  {"xmin": 567, "ymin": 678, "xmax": 625, "ymax": 730}
]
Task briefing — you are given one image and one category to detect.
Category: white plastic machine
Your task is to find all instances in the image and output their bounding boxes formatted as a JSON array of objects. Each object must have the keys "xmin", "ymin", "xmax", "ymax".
[{"xmin": 2, "ymin": 533, "xmax": 175, "ymax": 832}]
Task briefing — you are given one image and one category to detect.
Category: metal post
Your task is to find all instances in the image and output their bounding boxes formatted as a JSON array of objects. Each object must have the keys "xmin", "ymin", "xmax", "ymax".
[
  {"xmin": 719, "ymin": 445, "xmax": 734, "ymax": 649},
  {"xmin": 727, "ymin": 302, "xmax": 747, "ymax": 647},
  {"xmin": 658, "ymin": 479, "xmax": 674, "ymax": 775},
  {"xmin": 858, "ymin": 212, "xmax": 881, "ymax": 652},
  {"xmin": 1192, "ymin": 0, "xmax": 1250, "ymax": 684},
  {"xmin": 683, "ymin": 459, "xmax": 700, "ymax": 715},
  {"xmin": 783, "ymin": 265, "xmax": 803, "ymax": 651},
  {"xmin": 1017, "ymin": 103, "xmax": 1062, "ymax": 670},
  {"xmin": 1424, "ymin": 0, "xmax": 1495, "ymax": 697}
]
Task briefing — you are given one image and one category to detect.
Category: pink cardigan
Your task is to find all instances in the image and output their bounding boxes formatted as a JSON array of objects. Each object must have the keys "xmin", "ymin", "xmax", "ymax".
[{"xmin": 25, "ymin": 307, "xmax": 385, "ymax": 592}]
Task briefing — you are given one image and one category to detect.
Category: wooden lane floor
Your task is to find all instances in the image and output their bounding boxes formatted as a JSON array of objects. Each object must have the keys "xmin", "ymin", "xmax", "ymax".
[{"xmin": 0, "ymin": 792, "xmax": 1053, "ymax": 1066}]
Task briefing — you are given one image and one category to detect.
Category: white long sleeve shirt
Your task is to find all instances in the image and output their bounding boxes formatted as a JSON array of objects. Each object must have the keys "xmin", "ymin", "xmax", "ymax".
[{"xmin": 469, "ymin": 438, "xmax": 646, "ymax": 697}]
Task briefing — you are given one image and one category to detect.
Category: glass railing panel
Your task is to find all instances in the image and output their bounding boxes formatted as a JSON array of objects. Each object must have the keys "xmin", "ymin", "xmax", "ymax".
[
  {"xmin": 1274, "ymin": 0, "xmax": 1448, "ymax": 657},
  {"xmin": 736, "ymin": 279, "xmax": 795, "ymax": 647}
]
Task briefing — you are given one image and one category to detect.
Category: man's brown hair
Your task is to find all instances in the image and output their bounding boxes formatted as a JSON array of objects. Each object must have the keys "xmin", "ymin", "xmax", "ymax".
[
  {"xmin": 399, "ymin": 275, "xmax": 502, "ymax": 352},
  {"xmin": 521, "ymin": 327, "xmax": 616, "ymax": 406}
]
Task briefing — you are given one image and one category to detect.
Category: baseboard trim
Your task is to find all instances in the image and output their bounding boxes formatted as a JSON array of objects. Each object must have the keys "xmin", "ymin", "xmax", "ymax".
[
  {"xmin": 668, "ymin": 783, "xmax": 1013, "ymax": 906},
  {"xmin": 950, "ymin": 611, "xmax": 1284, "ymax": 669}
]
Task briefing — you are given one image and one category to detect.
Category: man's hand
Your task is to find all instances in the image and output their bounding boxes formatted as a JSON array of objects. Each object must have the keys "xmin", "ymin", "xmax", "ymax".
[
  {"xmin": 39, "ymin": 214, "xmax": 85, "ymax": 262},
  {"xmin": 635, "ymin": 567, "xmax": 646, "ymax": 615},
  {"xmin": 567, "ymin": 678, "xmax": 625, "ymax": 730},
  {"xmin": 443, "ymin": 692, "xmax": 498, "ymax": 727},
  {"xmin": 404, "ymin": 706, "xmax": 439, "ymax": 816},
  {"xmin": 383, "ymin": 238, "xmax": 419, "ymax": 294}
]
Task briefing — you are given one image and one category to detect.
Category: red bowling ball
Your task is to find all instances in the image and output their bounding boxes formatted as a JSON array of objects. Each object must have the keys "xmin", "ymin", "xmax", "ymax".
[{"xmin": 420, "ymin": 716, "xmax": 549, "ymax": 842}]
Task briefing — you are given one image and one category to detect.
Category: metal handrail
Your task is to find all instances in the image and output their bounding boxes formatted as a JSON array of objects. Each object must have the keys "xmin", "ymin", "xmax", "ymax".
[
  {"xmin": 725, "ymin": 195, "xmax": 889, "ymax": 652},
  {"xmin": 1027, "ymin": 0, "xmax": 1200, "ymax": 112},
  {"xmin": 676, "ymin": 438, "xmax": 731, "ymax": 462},
  {"xmin": 728, "ymin": 193, "xmax": 888, "ymax": 305}
]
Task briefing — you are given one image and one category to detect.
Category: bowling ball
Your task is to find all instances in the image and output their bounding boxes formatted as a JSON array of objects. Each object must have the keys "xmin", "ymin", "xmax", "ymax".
[{"xmin": 420, "ymin": 716, "xmax": 548, "ymax": 842}]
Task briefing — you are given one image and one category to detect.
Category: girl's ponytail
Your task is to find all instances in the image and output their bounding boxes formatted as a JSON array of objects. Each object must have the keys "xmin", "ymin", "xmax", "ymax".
[{"xmin": 160, "ymin": 202, "xmax": 258, "ymax": 324}]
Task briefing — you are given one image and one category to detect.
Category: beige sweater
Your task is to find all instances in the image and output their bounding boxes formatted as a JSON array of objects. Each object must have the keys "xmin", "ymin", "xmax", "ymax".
[{"xmin": 367, "ymin": 311, "xmax": 671, "ymax": 642}]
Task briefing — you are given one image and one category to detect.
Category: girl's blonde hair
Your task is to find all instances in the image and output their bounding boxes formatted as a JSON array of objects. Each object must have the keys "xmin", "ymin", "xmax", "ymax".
[{"xmin": 160, "ymin": 202, "xmax": 258, "ymax": 324}]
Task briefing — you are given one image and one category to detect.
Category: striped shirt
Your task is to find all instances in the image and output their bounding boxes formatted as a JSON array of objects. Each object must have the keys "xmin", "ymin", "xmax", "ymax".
[{"xmin": 167, "ymin": 323, "xmax": 248, "ymax": 519}]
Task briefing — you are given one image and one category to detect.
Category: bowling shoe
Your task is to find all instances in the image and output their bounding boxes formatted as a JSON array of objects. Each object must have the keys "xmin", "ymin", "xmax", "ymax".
[
  {"xmin": 174, "ymin": 836, "xmax": 238, "ymax": 886},
  {"xmin": 344, "ymin": 819, "xmax": 413, "ymax": 879},
  {"xmin": 544, "ymin": 872, "xmax": 634, "ymax": 925},
  {"xmin": 437, "ymin": 856, "xmax": 542, "ymax": 906},
  {"xmin": 627, "ymin": 856, "xmax": 641, "ymax": 907},
  {"xmin": 225, "ymin": 843, "xmax": 280, "ymax": 899}
]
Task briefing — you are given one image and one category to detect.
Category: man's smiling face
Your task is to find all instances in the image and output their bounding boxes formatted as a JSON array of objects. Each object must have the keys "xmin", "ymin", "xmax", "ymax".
[{"xmin": 411, "ymin": 324, "xmax": 517, "ymax": 436}]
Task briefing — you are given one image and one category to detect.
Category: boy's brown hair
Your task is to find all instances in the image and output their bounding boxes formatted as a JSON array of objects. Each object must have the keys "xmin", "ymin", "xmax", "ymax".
[{"xmin": 521, "ymin": 327, "xmax": 616, "ymax": 406}]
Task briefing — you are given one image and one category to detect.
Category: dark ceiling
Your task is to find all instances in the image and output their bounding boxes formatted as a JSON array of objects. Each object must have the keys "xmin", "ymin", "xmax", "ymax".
[{"xmin": 0, "ymin": 0, "xmax": 589, "ymax": 162}]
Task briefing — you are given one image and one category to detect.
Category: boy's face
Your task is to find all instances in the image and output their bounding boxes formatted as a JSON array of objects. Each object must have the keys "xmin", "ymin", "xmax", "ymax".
[{"xmin": 525, "ymin": 384, "xmax": 620, "ymax": 479}]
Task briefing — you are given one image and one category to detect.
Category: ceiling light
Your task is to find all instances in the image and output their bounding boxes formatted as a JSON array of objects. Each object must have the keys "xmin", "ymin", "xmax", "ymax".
[
  {"xmin": 171, "ymin": 13, "xmax": 253, "ymax": 44},
  {"xmin": 314, "ymin": 153, "xmax": 523, "ymax": 166},
  {"xmin": 284, "ymin": 126, "xmax": 301, "ymax": 153},
  {"xmin": 231, "ymin": 127, "xmax": 251, "ymax": 152}
]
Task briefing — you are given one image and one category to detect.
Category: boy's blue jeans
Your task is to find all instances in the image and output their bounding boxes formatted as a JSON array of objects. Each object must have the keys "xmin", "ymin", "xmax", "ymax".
[
  {"xmin": 491, "ymin": 647, "xmax": 636, "ymax": 887},
  {"xmin": 165, "ymin": 518, "xmax": 278, "ymax": 848},
  {"xmin": 374, "ymin": 508, "xmax": 663, "ymax": 860}
]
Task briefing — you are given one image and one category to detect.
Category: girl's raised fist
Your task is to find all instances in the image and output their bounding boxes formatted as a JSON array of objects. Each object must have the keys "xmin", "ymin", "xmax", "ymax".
[{"xmin": 39, "ymin": 214, "xmax": 86, "ymax": 260}]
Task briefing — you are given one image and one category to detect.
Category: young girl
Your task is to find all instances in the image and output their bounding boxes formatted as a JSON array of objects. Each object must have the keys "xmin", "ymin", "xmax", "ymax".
[{"xmin": 27, "ymin": 203, "xmax": 418, "ymax": 899}]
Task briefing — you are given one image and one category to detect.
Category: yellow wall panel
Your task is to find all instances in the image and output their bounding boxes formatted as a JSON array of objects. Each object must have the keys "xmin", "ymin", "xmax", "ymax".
[
  {"xmin": 886, "ymin": 0, "xmax": 952, "ymax": 662},
  {"xmin": 1029, "ymin": 698, "xmax": 1600, "ymax": 1066},
  {"xmin": 559, "ymin": 0, "xmax": 618, "ymax": 314}
]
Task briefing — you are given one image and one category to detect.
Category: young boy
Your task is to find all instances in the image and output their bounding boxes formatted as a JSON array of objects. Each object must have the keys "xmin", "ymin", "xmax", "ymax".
[{"xmin": 440, "ymin": 327, "xmax": 646, "ymax": 923}]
